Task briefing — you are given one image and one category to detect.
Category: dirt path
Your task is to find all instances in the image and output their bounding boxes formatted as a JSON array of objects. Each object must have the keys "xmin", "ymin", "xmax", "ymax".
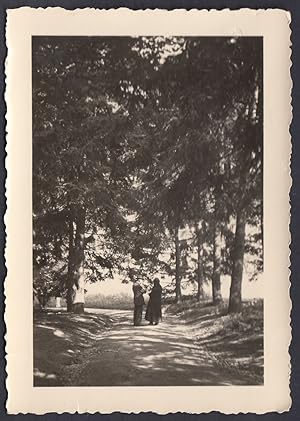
[{"xmin": 61, "ymin": 309, "xmax": 251, "ymax": 386}]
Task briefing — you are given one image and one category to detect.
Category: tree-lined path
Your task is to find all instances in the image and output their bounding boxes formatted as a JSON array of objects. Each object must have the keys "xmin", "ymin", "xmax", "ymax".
[
  {"xmin": 56, "ymin": 308, "xmax": 261, "ymax": 387},
  {"xmin": 33, "ymin": 36, "xmax": 263, "ymax": 316},
  {"xmin": 33, "ymin": 36, "xmax": 264, "ymax": 387}
]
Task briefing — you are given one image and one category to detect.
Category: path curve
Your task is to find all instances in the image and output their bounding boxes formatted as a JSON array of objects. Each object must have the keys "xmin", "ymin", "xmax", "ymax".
[{"xmin": 61, "ymin": 309, "xmax": 250, "ymax": 386}]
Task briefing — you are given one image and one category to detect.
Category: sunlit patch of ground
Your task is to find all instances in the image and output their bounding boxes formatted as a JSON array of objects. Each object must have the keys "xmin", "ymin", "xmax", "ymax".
[
  {"xmin": 166, "ymin": 299, "xmax": 263, "ymax": 383},
  {"xmin": 34, "ymin": 303, "xmax": 263, "ymax": 386}
]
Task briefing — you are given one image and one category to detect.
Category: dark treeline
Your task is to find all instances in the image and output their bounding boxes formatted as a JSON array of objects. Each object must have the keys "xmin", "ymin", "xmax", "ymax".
[{"xmin": 33, "ymin": 36, "xmax": 263, "ymax": 314}]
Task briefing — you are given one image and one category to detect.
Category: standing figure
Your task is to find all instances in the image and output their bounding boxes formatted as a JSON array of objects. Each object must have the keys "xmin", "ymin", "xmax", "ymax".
[
  {"xmin": 132, "ymin": 280, "xmax": 145, "ymax": 326},
  {"xmin": 145, "ymin": 278, "xmax": 162, "ymax": 325}
]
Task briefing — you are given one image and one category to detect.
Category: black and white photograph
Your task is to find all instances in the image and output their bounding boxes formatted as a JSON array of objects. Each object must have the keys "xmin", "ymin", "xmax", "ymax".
[
  {"xmin": 32, "ymin": 34, "xmax": 264, "ymax": 387},
  {"xmin": 5, "ymin": 6, "xmax": 292, "ymax": 414}
]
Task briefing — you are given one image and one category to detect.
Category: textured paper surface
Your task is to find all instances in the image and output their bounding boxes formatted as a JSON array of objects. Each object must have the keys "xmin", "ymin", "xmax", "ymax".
[{"xmin": 5, "ymin": 7, "xmax": 291, "ymax": 414}]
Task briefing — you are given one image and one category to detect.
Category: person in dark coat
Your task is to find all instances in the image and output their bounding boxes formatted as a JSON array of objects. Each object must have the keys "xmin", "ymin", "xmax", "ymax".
[
  {"xmin": 132, "ymin": 280, "xmax": 145, "ymax": 326},
  {"xmin": 145, "ymin": 278, "xmax": 162, "ymax": 325}
]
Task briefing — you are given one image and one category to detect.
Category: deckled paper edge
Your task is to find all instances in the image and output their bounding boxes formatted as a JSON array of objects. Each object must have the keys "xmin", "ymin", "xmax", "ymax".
[{"xmin": 4, "ymin": 7, "xmax": 292, "ymax": 415}]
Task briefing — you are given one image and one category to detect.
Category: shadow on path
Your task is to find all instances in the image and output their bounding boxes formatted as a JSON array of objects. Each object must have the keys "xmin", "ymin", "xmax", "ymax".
[{"xmin": 62, "ymin": 310, "xmax": 261, "ymax": 386}]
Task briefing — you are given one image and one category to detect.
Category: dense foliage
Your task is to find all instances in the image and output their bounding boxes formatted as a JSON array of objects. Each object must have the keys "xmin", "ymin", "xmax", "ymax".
[{"xmin": 33, "ymin": 36, "xmax": 263, "ymax": 313}]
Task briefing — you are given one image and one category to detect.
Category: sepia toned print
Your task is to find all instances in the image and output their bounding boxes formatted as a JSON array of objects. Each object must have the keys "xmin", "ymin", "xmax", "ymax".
[
  {"xmin": 5, "ymin": 8, "xmax": 291, "ymax": 414},
  {"xmin": 32, "ymin": 35, "xmax": 263, "ymax": 387}
]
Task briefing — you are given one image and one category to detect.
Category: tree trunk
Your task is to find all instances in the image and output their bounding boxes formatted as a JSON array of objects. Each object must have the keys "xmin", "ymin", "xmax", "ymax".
[
  {"xmin": 175, "ymin": 225, "xmax": 182, "ymax": 303},
  {"xmin": 72, "ymin": 207, "xmax": 86, "ymax": 314},
  {"xmin": 228, "ymin": 207, "xmax": 247, "ymax": 313},
  {"xmin": 40, "ymin": 294, "xmax": 48, "ymax": 309},
  {"xmin": 261, "ymin": 201, "xmax": 264, "ymax": 270},
  {"xmin": 212, "ymin": 221, "xmax": 222, "ymax": 305},
  {"xmin": 196, "ymin": 225, "xmax": 204, "ymax": 301},
  {"xmin": 66, "ymin": 211, "xmax": 75, "ymax": 312}
]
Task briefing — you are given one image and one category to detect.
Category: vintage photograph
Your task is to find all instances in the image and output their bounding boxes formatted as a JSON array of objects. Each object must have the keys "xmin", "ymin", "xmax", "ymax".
[{"xmin": 32, "ymin": 35, "xmax": 264, "ymax": 387}]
